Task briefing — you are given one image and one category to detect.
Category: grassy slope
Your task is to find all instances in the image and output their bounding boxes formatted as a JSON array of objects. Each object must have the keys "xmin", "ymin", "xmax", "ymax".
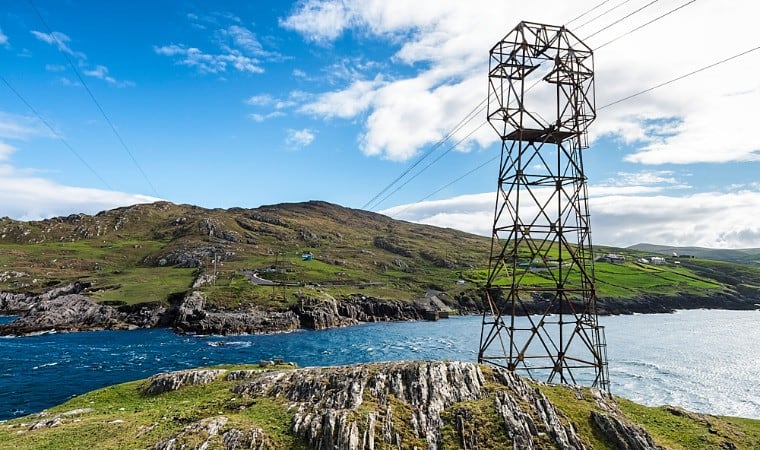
[
  {"xmin": 628, "ymin": 243, "xmax": 760, "ymax": 266},
  {"xmin": 1, "ymin": 201, "xmax": 759, "ymax": 310},
  {"xmin": 0, "ymin": 365, "xmax": 757, "ymax": 449}
]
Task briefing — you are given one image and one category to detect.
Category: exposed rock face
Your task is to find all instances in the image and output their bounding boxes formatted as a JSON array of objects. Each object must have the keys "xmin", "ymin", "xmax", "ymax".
[
  {"xmin": 0, "ymin": 282, "xmax": 171, "ymax": 336},
  {"xmin": 231, "ymin": 360, "xmax": 661, "ymax": 449},
  {"xmin": 144, "ymin": 369, "xmax": 228, "ymax": 395},
  {"xmin": 153, "ymin": 416, "xmax": 229, "ymax": 450},
  {"xmin": 590, "ymin": 389, "xmax": 665, "ymax": 450},
  {"xmin": 293, "ymin": 295, "xmax": 423, "ymax": 330},
  {"xmin": 171, "ymin": 291, "xmax": 301, "ymax": 335},
  {"xmin": 0, "ymin": 294, "xmax": 130, "ymax": 335}
]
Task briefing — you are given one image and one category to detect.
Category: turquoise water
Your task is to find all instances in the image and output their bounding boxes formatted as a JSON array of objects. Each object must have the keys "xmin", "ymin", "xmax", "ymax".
[{"xmin": 0, "ymin": 310, "xmax": 758, "ymax": 420}]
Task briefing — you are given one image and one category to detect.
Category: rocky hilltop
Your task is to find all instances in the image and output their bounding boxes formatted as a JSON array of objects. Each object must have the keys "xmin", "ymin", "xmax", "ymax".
[{"xmin": 3, "ymin": 360, "xmax": 757, "ymax": 449}]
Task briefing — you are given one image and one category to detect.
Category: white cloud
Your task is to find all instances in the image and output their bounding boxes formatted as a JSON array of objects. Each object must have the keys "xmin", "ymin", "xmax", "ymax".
[
  {"xmin": 0, "ymin": 27, "xmax": 8, "ymax": 46},
  {"xmin": 30, "ymin": 30, "xmax": 86, "ymax": 60},
  {"xmin": 0, "ymin": 111, "xmax": 50, "ymax": 140},
  {"xmin": 154, "ymin": 44, "xmax": 264, "ymax": 74},
  {"xmin": 285, "ymin": 128, "xmax": 316, "ymax": 148},
  {"xmin": 602, "ymin": 170, "xmax": 690, "ymax": 190},
  {"xmin": 282, "ymin": 1, "xmax": 760, "ymax": 166},
  {"xmin": 381, "ymin": 188, "xmax": 760, "ymax": 249},
  {"xmin": 280, "ymin": 0, "xmax": 351, "ymax": 42},
  {"xmin": 0, "ymin": 164, "xmax": 160, "ymax": 221},
  {"xmin": 222, "ymin": 25, "xmax": 271, "ymax": 57},
  {"xmin": 83, "ymin": 65, "xmax": 135, "ymax": 88},
  {"xmin": 31, "ymin": 30, "xmax": 135, "ymax": 87},
  {"xmin": 0, "ymin": 142, "xmax": 15, "ymax": 161},
  {"xmin": 0, "ymin": 112, "xmax": 158, "ymax": 221},
  {"xmin": 155, "ymin": 22, "xmax": 280, "ymax": 75},
  {"xmin": 300, "ymin": 76, "xmax": 384, "ymax": 119},
  {"xmin": 248, "ymin": 111, "xmax": 285, "ymax": 122}
]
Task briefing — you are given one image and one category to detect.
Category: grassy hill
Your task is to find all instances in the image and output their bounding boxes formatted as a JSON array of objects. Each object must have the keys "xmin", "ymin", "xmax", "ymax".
[{"xmin": 1, "ymin": 201, "xmax": 759, "ymax": 312}]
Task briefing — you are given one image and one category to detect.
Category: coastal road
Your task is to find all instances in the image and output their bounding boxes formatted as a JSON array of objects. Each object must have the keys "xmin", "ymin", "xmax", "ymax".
[{"xmin": 241, "ymin": 270, "xmax": 278, "ymax": 286}]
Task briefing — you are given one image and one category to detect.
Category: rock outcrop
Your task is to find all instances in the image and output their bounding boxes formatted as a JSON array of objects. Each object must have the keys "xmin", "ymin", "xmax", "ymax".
[
  {"xmin": 293, "ymin": 295, "xmax": 422, "ymax": 330},
  {"xmin": 143, "ymin": 368, "xmax": 228, "ymax": 395},
  {"xmin": 171, "ymin": 291, "xmax": 301, "ymax": 335},
  {"xmin": 0, "ymin": 282, "xmax": 169, "ymax": 336},
  {"xmin": 232, "ymin": 360, "xmax": 661, "ymax": 449}
]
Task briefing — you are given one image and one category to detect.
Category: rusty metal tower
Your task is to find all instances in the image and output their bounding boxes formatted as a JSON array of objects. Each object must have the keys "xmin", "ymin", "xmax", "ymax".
[{"xmin": 478, "ymin": 21, "xmax": 609, "ymax": 390}]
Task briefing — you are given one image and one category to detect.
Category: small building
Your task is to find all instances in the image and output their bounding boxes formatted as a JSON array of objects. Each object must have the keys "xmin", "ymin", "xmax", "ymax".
[
  {"xmin": 596, "ymin": 253, "xmax": 626, "ymax": 263},
  {"xmin": 650, "ymin": 256, "xmax": 666, "ymax": 265}
]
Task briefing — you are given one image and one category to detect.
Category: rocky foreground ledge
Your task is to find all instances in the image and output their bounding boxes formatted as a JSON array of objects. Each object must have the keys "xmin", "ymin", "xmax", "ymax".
[
  {"xmin": 0, "ymin": 360, "xmax": 684, "ymax": 449},
  {"xmin": 4, "ymin": 360, "xmax": 756, "ymax": 449}
]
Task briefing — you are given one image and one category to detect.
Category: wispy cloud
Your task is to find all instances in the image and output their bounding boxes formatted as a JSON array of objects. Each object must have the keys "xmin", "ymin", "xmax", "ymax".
[
  {"xmin": 248, "ymin": 111, "xmax": 285, "ymax": 122},
  {"xmin": 83, "ymin": 65, "xmax": 135, "ymax": 88},
  {"xmin": 154, "ymin": 43, "xmax": 264, "ymax": 74},
  {"xmin": 30, "ymin": 30, "xmax": 86, "ymax": 60},
  {"xmin": 0, "ymin": 111, "xmax": 51, "ymax": 141},
  {"xmin": 244, "ymin": 92, "xmax": 306, "ymax": 121},
  {"xmin": 285, "ymin": 128, "xmax": 315, "ymax": 149},
  {"xmin": 0, "ymin": 27, "xmax": 8, "ymax": 46},
  {"xmin": 31, "ymin": 30, "xmax": 133, "ymax": 87},
  {"xmin": 154, "ymin": 18, "xmax": 282, "ymax": 76}
]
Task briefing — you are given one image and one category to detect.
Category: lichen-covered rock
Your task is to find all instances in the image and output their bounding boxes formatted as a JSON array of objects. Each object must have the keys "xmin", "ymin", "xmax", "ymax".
[
  {"xmin": 144, "ymin": 369, "xmax": 227, "ymax": 395},
  {"xmin": 222, "ymin": 427, "xmax": 272, "ymax": 449}
]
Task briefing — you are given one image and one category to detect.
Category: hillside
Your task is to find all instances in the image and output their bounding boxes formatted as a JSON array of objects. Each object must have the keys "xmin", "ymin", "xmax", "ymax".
[
  {"xmin": 1, "ymin": 201, "xmax": 759, "ymax": 335},
  {"xmin": 1, "ymin": 361, "xmax": 757, "ymax": 449},
  {"xmin": 0, "ymin": 201, "xmax": 488, "ymax": 308},
  {"xmin": 627, "ymin": 243, "xmax": 760, "ymax": 265}
]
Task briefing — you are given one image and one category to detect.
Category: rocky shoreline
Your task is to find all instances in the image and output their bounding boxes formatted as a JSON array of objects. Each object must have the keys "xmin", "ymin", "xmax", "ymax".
[
  {"xmin": 1, "ymin": 282, "xmax": 758, "ymax": 337},
  {"xmin": 0, "ymin": 283, "xmax": 432, "ymax": 337}
]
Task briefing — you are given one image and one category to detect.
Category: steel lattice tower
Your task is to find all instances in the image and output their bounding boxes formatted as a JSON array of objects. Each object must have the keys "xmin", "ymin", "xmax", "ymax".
[{"xmin": 478, "ymin": 21, "xmax": 609, "ymax": 390}]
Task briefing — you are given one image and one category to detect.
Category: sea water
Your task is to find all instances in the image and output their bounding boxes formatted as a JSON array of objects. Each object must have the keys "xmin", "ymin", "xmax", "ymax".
[{"xmin": 0, "ymin": 310, "xmax": 757, "ymax": 421}]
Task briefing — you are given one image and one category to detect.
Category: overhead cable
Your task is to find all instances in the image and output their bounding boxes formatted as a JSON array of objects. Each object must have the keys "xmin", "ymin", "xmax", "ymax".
[
  {"xmin": 594, "ymin": 0, "xmax": 697, "ymax": 50},
  {"xmin": 599, "ymin": 44, "xmax": 760, "ymax": 110},
  {"xmin": 583, "ymin": 0, "xmax": 663, "ymax": 40},
  {"xmin": 27, "ymin": 0, "xmax": 160, "ymax": 197},
  {"xmin": 0, "ymin": 74, "xmax": 113, "ymax": 189}
]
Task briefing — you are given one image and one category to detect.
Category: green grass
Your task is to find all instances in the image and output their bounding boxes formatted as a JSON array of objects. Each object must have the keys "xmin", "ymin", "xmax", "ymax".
[
  {"xmin": 616, "ymin": 398, "xmax": 760, "ymax": 449},
  {"xmin": 87, "ymin": 267, "xmax": 195, "ymax": 305},
  {"xmin": 538, "ymin": 384, "xmax": 760, "ymax": 450},
  {"xmin": 0, "ymin": 364, "xmax": 308, "ymax": 450}
]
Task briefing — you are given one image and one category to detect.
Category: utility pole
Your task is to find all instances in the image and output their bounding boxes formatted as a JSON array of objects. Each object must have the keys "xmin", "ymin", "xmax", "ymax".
[{"xmin": 479, "ymin": 21, "xmax": 609, "ymax": 391}]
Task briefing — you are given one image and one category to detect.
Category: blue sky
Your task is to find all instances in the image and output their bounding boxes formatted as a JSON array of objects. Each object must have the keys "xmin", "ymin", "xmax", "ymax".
[{"xmin": 1, "ymin": 0, "xmax": 759, "ymax": 248}]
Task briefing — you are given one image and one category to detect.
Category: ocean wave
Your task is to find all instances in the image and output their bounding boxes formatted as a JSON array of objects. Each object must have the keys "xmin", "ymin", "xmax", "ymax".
[{"xmin": 32, "ymin": 362, "xmax": 59, "ymax": 370}]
